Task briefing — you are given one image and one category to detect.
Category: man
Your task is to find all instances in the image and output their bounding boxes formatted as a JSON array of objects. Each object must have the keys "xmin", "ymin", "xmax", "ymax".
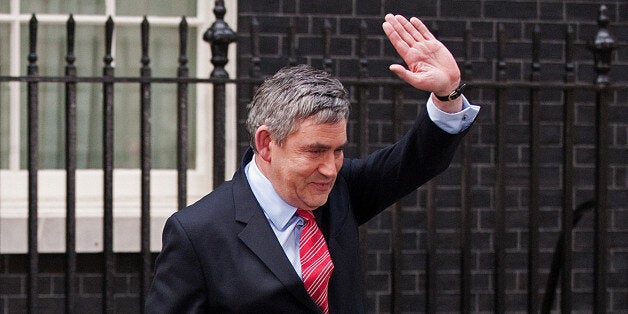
[{"xmin": 146, "ymin": 14, "xmax": 480, "ymax": 313}]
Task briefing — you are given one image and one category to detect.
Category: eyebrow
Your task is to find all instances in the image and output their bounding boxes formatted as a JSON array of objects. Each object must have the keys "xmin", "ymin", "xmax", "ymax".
[{"xmin": 304, "ymin": 141, "xmax": 347, "ymax": 151}]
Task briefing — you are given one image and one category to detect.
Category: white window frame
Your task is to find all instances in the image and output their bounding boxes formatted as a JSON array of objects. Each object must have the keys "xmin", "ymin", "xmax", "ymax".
[{"xmin": 0, "ymin": 0, "xmax": 238, "ymax": 253}]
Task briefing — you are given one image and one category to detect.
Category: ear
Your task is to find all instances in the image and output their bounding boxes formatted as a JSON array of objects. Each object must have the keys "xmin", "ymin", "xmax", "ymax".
[{"xmin": 254, "ymin": 125, "xmax": 273, "ymax": 163}]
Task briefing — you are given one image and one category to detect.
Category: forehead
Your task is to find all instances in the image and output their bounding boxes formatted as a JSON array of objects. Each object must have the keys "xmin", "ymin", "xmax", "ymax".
[{"xmin": 288, "ymin": 117, "xmax": 347, "ymax": 144}]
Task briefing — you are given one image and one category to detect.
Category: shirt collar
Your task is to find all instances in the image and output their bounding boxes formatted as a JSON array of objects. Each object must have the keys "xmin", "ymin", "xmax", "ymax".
[{"xmin": 245, "ymin": 156, "xmax": 298, "ymax": 231}]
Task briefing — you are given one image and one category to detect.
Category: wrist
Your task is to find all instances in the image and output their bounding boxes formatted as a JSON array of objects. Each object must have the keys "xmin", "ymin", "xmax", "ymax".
[
  {"xmin": 431, "ymin": 93, "xmax": 463, "ymax": 113},
  {"xmin": 435, "ymin": 83, "xmax": 466, "ymax": 102}
]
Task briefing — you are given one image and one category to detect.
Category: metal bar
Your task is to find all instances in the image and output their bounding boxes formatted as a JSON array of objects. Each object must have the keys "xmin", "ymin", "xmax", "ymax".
[
  {"xmin": 493, "ymin": 23, "xmax": 508, "ymax": 314},
  {"xmin": 287, "ymin": 17, "xmax": 297, "ymax": 67},
  {"xmin": 102, "ymin": 16, "xmax": 115, "ymax": 314},
  {"xmin": 356, "ymin": 19, "xmax": 370, "ymax": 310},
  {"xmin": 2, "ymin": 75, "xmax": 627, "ymax": 90},
  {"xmin": 322, "ymin": 19, "xmax": 332, "ymax": 72},
  {"xmin": 391, "ymin": 87, "xmax": 403, "ymax": 314},
  {"xmin": 425, "ymin": 178, "xmax": 436, "ymax": 313},
  {"xmin": 212, "ymin": 82, "xmax": 226, "ymax": 187},
  {"xmin": 139, "ymin": 16, "xmax": 152, "ymax": 312},
  {"xmin": 65, "ymin": 14, "xmax": 78, "ymax": 314},
  {"xmin": 459, "ymin": 21, "xmax": 473, "ymax": 314},
  {"xmin": 589, "ymin": 6, "xmax": 614, "ymax": 313},
  {"xmin": 542, "ymin": 201, "xmax": 595, "ymax": 312},
  {"xmin": 249, "ymin": 16, "xmax": 261, "ymax": 81},
  {"xmin": 527, "ymin": 24, "xmax": 541, "ymax": 314},
  {"xmin": 249, "ymin": 15, "xmax": 261, "ymax": 97},
  {"xmin": 357, "ymin": 19, "xmax": 369, "ymax": 162},
  {"xmin": 203, "ymin": 0, "xmax": 236, "ymax": 188},
  {"xmin": 561, "ymin": 24, "xmax": 575, "ymax": 314},
  {"xmin": 588, "ymin": 6, "xmax": 615, "ymax": 313},
  {"xmin": 354, "ymin": 18, "xmax": 378, "ymax": 312},
  {"xmin": 246, "ymin": 14, "xmax": 261, "ymax": 159},
  {"xmin": 426, "ymin": 22, "xmax": 439, "ymax": 314},
  {"xmin": 593, "ymin": 61, "xmax": 609, "ymax": 314},
  {"xmin": 177, "ymin": 17, "xmax": 189, "ymax": 210},
  {"xmin": 27, "ymin": 13, "xmax": 39, "ymax": 314}
]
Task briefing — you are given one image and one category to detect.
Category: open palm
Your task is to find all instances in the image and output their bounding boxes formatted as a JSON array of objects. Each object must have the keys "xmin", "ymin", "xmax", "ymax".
[{"xmin": 382, "ymin": 14, "xmax": 460, "ymax": 97}]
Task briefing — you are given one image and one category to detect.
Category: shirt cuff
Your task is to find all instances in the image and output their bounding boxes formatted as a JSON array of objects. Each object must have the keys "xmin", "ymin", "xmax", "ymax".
[{"xmin": 426, "ymin": 94, "xmax": 480, "ymax": 134}]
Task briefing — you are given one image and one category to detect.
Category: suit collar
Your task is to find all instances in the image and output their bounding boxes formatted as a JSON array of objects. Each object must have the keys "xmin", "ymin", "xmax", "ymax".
[
  {"xmin": 232, "ymin": 149, "xmax": 322, "ymax": 312},
  {"xmin": 245, "ymin": 154, "xmax": 298, "ymax": 230}
]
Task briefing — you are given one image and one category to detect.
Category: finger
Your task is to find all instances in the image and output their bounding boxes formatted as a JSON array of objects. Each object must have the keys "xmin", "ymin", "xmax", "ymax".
[
  {"xmin": 396, "ymin": 15, "xmax": 424, "ymax": 43},
  {"xmin": 409, "ymin": 17, "xmax": 435, "ymax": 41},
  {"xmin": 382, "ymin": 21, "xmax": 409, "ymax": 57},
  {"xmin": 387, "ymin": 14, "xmax": 418, "ymax": 47}
]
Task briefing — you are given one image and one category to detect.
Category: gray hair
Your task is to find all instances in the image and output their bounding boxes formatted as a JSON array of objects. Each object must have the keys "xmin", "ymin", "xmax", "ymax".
[{"xmin": 246, "ymin": 64, "xmax": 351, "ymax": 151}]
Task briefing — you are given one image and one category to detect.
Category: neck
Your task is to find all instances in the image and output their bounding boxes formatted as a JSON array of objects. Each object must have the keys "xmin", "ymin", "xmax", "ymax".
[{"xmin": 253, "ymin": 153, "xmax": 268, "ymax": 176}]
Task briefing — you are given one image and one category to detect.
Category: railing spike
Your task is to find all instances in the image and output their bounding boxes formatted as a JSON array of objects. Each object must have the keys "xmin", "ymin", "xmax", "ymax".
[
  {"xmin": 589, "ymin": 4, "xmax": 616, "ymax": 86},
  {"xmin": 203, "ymin": 0, "xmax": 237, "ymax": 78}
]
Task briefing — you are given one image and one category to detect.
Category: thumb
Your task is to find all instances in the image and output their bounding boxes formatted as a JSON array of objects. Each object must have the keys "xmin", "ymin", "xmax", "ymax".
[{"xmin": 389, "ymin": 64, "xmax": 421, "ymax": 89}]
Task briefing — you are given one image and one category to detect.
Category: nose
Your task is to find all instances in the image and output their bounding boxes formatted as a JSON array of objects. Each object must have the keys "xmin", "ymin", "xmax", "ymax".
[{"xmin": 318, "ymin": 151, "xmax": 339, "ymax": 177}]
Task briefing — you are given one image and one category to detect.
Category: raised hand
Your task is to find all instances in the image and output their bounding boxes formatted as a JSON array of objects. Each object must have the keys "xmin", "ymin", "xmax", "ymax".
[{"xmin": 382, "ymin": 14, "xmax": 462, "ymax": 112}]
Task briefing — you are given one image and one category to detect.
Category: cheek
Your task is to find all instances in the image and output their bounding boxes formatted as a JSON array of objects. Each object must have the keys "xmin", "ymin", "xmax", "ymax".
[
  {"xmin": 294, "ymin": 156, "xmax": 319, "ymax": 172},
  {"xmin": 335, "ymin": 157, "xmax": 343, "ymax": 170},
  {"xmin": 283, "ymin": 158, "xmax": 314, "ymax": 180}
]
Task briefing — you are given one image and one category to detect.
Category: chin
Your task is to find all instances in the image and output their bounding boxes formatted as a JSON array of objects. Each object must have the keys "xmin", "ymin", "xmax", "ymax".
[
  {"xmin": 300, "ymin": 190, "xmax": 332, "ymax": 209},
  {"xmin": 299, "ymin": 197, "xmax": 325, "ymax": 209},
  {"xmin": 308, "ymin": 198, "xmax": 329, "ymax": 209}
]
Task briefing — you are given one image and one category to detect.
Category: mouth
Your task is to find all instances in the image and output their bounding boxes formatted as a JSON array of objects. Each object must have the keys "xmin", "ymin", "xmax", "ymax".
[{"xmin": 311, "ymin": 181, "xmax": 334, "ymax": 191}]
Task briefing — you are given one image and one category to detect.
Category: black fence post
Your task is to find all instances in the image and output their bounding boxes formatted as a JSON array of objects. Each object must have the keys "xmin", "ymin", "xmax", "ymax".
[
  {"xmin": 390, "ymin": 85, "xmax": 403, "ymax": 314},
  {"xmin": 65, "ymin": 14, "xmax": 78, "ymax": 314},
  {"xmin": 287, "ymin": 17, "xmax": 297, "ymax": 67},
  {"xmin": 561, "ymin": 24, "xmax": 576, "ymax": 314},
  {"xmin": 494, "ymin": 23, "xmax": 508, "ymax": 314},
  {"xmin": 589, "ymin": 4, "xmax": 615, "ymax": 313},
  {"xmin": 357, "ymin": 19, "xmax": 369, "ymax": 166},
  {"xmin": 204, "ymin": 0, "xmax": 236, "ymax": 188},
  {"xmin": 102, "ymin": 16, "xmax": 115, "ymax": 314},
  {"xmin": 139, "ymin": 16, "xmax": 152, "ymax": 312},
  {"xmin": 322, "ymin": 19, "xmax": 332, "ymax": 73},
  {"xmin": 528, "ymin": 24, "xmax": 541, "ymax": 314},
  {"xmin": 460, "ymin": 21, "xmax": 473, "ymax": 314},
  {"xmin": 177, "ymin": 17, "xmax": 189, "ymax": 211},
  {"xmin": 355, "ymin": 18, "xmax": 369, "ymax": 311},
  {"xmin": 249, "ymin": 17, "xmax": 261, "ymax": 81},
  {"xmin": 27, "ymin": 13, "xmax": 39, "ymax": 314},
  {"xmin": 425, "ymin": 22, "xmax": 440, "ymax": 314}
]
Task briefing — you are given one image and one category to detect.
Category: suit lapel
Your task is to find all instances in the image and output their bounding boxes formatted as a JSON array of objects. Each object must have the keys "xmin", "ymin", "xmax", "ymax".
[
  {"xmin": 231, "ymin": 155, "xmax": 321, "ymax": 312},
  {"xmin": 237, "ymin": 214, "xmax": 318, "ymax": 310}
]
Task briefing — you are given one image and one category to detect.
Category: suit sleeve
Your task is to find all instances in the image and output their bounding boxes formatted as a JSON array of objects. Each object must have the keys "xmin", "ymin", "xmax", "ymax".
[
  {"xmin": 145, "ymin": 215, "xmax": 208, "ymax": 313},
  {"xmin": 342, "ymin": 107, "xmax": 470, "ymax": 225}
]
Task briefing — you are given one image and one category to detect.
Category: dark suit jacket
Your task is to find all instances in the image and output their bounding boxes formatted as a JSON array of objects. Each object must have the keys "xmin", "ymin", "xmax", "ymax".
[{"xmin": 145, "ymin": 109, "xmax": 469, "ymax": 313}]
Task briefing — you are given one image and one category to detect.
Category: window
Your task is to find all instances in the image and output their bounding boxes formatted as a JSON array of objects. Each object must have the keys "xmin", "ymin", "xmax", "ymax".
[{"xmin": 0, "ymin": 0, "xmax": 238, "ymax": 253}]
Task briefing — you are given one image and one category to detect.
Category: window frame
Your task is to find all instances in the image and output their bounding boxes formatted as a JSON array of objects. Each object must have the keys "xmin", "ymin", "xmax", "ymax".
[{"xmin": 0, "ymin": 0, "xmax": 238, "ymax": 253}]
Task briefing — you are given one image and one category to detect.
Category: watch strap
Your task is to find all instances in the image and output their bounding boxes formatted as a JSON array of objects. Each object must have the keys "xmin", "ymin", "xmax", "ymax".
[{"xmin": 435, "ymin": 83, "xmax": 467, "ymax": 101}]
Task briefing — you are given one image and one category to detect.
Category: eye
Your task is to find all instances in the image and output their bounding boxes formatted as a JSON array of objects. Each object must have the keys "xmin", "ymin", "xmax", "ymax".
[
  {"xmin": 305, "ymin": 148, "xmax": 326, "ymax": 157},
  {"xmin": 334, "ymin": 147, "xmax": 344, "ymax": 157}
]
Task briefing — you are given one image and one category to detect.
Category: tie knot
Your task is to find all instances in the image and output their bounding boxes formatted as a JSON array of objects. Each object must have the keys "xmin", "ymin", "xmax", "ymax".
[{"xmin": 296, "ymin": 209, "xmax": 315, "ymax": 222}]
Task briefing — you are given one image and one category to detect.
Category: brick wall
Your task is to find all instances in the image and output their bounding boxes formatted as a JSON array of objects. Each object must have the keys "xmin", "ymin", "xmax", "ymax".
[
  {"xmin": 1, "ymin": 0, "xmax": 626, "ymax": 313},
  {"xmin": 235, "ymin": 0, "xmax": 627, "ymax": 313},
  {"xmin": 0, "ymin": 254, "xmax": 157, "ymax": 313}
]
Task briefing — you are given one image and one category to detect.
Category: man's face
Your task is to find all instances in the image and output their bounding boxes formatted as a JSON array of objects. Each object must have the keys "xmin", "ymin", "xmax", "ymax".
[{"xmin": 267, "ymin": 116, "xmax": 347, "ymax": 211}]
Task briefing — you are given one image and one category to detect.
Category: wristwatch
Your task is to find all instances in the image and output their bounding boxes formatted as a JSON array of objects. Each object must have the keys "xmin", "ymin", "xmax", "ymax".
[{"xmin": 435, "ymin": 83, "xmax": 467, "ymax": 101}]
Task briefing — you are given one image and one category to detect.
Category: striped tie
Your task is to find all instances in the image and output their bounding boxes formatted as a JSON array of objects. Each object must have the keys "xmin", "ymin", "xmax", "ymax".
[{"xmin": 297, "ymin": 209, "xmax": 334, "ymax": 314}]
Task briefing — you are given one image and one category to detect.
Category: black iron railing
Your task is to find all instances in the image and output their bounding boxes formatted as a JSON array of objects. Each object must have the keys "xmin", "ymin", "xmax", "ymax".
[{"xmin": 0, "ymin": 2, "xmax": 624, "ymax": 313}]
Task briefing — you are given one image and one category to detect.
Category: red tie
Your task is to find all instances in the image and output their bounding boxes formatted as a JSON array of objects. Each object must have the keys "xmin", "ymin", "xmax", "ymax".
[{"xmin": 297, "ymin": 209, "xmax": 334, "ymax": 313}]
